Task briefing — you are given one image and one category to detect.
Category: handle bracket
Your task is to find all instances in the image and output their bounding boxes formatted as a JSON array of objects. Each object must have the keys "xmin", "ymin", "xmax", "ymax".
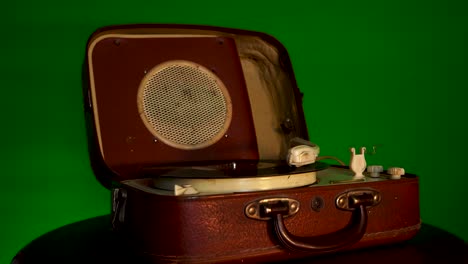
[
  {"xmin": 245, "ymin": 198, "xmax": 299, "ymax": 220},
  {"xmin": 336, "ymin": 189, "xmax": 381, "ymax": 210}
]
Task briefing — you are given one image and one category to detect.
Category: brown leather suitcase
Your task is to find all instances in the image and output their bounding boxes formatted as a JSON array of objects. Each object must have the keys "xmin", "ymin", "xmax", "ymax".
[{"xmin": 84, "ymin": 24, "xmax": 420, "ymax": 263}]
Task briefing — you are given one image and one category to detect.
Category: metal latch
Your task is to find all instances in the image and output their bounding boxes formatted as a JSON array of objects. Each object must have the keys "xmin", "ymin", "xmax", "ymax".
[
  {"xmin": 335, "ymin": 189, "xmax": 381, "ymax": 211},
  {"xmin": 112, "ymin": 188, "xmax": 127, "ymax": 229},
  {"xmin": 245, "ymin": 198, "xmax": 300, "ymax": 220}
]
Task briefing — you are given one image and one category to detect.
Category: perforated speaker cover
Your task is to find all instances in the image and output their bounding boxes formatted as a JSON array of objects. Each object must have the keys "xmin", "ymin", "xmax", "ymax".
[{"xmin": 137, "ymin": 60, "xmax": 233, "ymax": 150}]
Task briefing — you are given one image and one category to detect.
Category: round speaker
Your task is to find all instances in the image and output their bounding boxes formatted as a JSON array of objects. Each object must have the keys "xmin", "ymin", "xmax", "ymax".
[{"xmin": 137, "ymin": 60, "xmax": 233, "ymax": 150}]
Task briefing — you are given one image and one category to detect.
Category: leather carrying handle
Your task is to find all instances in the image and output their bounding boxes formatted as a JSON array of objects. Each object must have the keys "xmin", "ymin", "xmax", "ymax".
[{"xmin": 272, "ymin": 193, "xmax": 372, "ymax": 253}]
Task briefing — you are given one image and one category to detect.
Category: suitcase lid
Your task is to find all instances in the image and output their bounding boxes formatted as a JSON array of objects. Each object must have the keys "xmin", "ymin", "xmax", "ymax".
[{"xmin": 84, "ymin": 24, "xmax": 309, "ymax": 187}]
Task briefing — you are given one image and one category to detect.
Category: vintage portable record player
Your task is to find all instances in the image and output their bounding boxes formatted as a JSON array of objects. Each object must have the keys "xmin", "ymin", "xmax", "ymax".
[{"xmin": 84, "ymin": 24, "xmax": 420, "ymax": 263}]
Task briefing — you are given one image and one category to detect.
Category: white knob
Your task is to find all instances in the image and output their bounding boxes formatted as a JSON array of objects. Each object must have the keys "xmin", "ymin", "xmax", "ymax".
[
  {"xmin": 367, "ymin": 165, "xmax": 383, "ymax": 178},
  {"xmin": 387, "ymin": 167, "xmax": 405, "ymax": 180}
]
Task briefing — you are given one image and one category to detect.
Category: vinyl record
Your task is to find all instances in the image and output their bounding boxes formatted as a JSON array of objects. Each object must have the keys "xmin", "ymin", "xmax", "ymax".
[{"xmin": 142, "ymin": 161, "xmax": 328, "ymax": 178}]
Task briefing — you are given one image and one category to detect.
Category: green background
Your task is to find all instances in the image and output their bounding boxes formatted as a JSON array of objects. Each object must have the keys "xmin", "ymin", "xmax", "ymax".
[{"xmin": 1, "ymin": 0, "xmax": 467, "ymax": 262}]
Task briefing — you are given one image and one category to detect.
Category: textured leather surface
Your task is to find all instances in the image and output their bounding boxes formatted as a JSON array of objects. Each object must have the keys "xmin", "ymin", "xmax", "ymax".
[{"xmin": 119, "ymin": 172, "xmax": 420, "ymax": 263}]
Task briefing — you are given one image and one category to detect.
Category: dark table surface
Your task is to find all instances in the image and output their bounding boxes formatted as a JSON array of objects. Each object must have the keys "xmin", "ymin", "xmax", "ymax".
[{"xmin": 11, "ymin": 215, "xmax": 467, "ymax": 264}]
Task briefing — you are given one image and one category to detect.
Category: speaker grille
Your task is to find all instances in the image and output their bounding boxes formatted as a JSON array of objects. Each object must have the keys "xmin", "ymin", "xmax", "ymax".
[{"xmin": 138, "ymin": 60, "xmax": 232, "ymax": 150}]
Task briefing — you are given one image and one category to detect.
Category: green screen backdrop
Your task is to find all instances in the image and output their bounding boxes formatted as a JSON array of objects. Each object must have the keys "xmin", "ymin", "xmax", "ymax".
[{"xmin": 1, "ymin": 0, "xmax": 467, "ymax": 262}]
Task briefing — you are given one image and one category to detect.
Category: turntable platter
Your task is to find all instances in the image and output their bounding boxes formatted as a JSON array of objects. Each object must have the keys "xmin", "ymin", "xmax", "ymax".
[{"xmin": 148, "ymin": 161, "xmax": 328, "ymax": 194}]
